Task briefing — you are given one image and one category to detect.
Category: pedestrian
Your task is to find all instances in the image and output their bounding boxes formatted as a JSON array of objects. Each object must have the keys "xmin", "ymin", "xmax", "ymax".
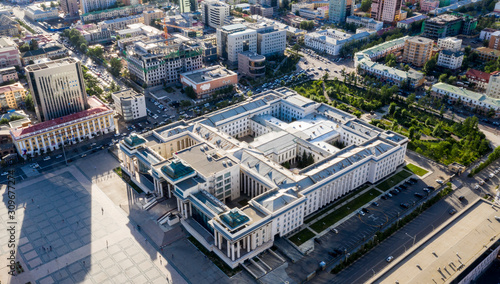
[
  {"xmin": 106, "ymin": 240, "xmax": 108, "ymax": 248},
  {"xmin": 32, "ymin": 198, "xmax": 34, "ymax": 203},
  {"xmin": 101, "ymin": 207, "xmax": 104, "ymax": 215}
]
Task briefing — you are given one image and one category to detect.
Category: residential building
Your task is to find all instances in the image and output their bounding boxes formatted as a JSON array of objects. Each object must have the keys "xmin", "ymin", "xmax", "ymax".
[
  {"xmin": 80, "ymin": 0, "xmax": 118, "ymax": 14},
  {"xmin": 217, "ymin": 24, "xmax": 257, "ymax": 66},
  {"xmin": 238, "ymin": 51, "xmax": 266, "ymax": 78},
  {"xmin": 0, "ymin": 37, "xmax": 21, "ymax": 68},
  {"xmin": 437, "ymin": 37, "xmax": 461, "ymax": 52},
  {"xmin": 346, "ymin": 16, "xmax": 383, "ymax": 31},
  {"xmin": 480, "ymin": 28, "xmax": 497, "ymax": 41},
  {"xmin": 98, "ymin": 14, "xmax": 144, "ymax": 31},
  {"xmin": 117, "ymin": 35, "xmax": 149, "ymax": 50},
  {"xmin": 143, "ymin": 9, "xmax": 164, "ymax": 26},
  {"xmin": 116, "ymin": 23, "xmax": 163, "ymax": 39},
  {"xmin": 0, "ymin": 83, "xmax": 26, "ymax": 110},
  {"xmin": 126, "ymin": 39, "xmax": 203, "ymax": 87},
  {"xmin": 431, "ymin": 82, "xmax": 500, "ymax": 118},
  {"xmin": 396, "ymin": 14, "xmax": 428, "ymax": 29},
  {"xmin": 329, "ymin": 0, "xmax": 347, "ymax": 22},
  {"xmin": 112, "ymin": 89, "xmax": 147, "ymax": 121},
  {"xmin": 21, "ymin": 34, "xmax": 54, "ymax": 47},
  {"xmin": 201, "ymin": 41, "xmax": 217, "ymax": 63},
  {"xmin": 75, "ymin": 25, "xmax": 112, "ymax": 44},
  {"xmin": 355, "ymin": 36, "xmax": 425, "ymax": 88},
  {"xmin": 80, "ymin": 4, "xmax": 148, "ymax": 23},
  {"xmin": 486, "ymin": 72, "xmax": 500, "ymax": 99},
  {"xmin": 422, "ymin": 13, "xmax": 477, "ymax": 39},
  {"xmin": 201, "ymin": 0, "xmax": 230, "ymax": 29},
  {"xmin": 118, "ymin": 87, "xmax": 407, "ymax": 269},
  {"xmin": 180, "ymin": 0, "xmax": 197, "ymax": 13},
  {"xmin": 25, "ymin": 58, "xmax": 89, "ymax": 122},
  {"xmin": 180, "ymin": 66, "xmax": 237, "ymax": 98},
  {"xmin": 60, "ymin": 0, "xmax": 79, "ymax": 16},
  {"xmin": 25, "ymin": 2, "xmax": 59, "ymax": 21},
  {"xmin": 437, "ymin": 50, "xmax": 464, "ymax": 69},
  {"xmin": 250, "ymin": 4, "xmax": 274, "ymax": 18},
  {"xmin": 371, "ymin": 0, "xmax": 402, "ymax": 23},
  {"xmin": 0, "ymin": 125, "xmax": 16, "ymax": 161},
  {"xmin": 465, "ymin": 69, "xmax": 490, "ymax": 90},
  {"xmin": 419, "ymin": 0, "xmax": 439, "ymax": 12},
  {"xmin": 402, "ymin": 36, "xmax": 433, "ymax": 67},
  {"xmin": 248, "ymin": 23, "xmax": 286, "ymax": 57},
  {"xmin": 121, "ymin": 0, "xmax": 141, "ymax": 5},
  {"xmin": 0, "ymin": 14, "xmax": 20, "ymax": 37},
  {"xmin": 21, "ymin": 45, "xmax": 70, "ymax": 65},
  {"xmin": 10, "ymin": 96, "xmax": 115, "ymax": 157},
  {"xmin": 476, "ymin": 47, "xmax": 500, "ymax": 62},
  {"xmin": 0, "ymin": 66, "xmax": 18, "ymax": 84},
  {"xmin": 488, "ymin": 31, "xmax": 500, "ymax": 50},
  {"xmin": 305, "ymin": 29, "xmax": 371, "ymax": 56}
]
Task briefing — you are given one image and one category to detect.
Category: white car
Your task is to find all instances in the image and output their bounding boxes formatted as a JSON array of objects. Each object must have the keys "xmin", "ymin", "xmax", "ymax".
[
  {"xmin": 56, "ymin": 155, "xmax": 63, "ymax": 158},
  {"xmin": 358, "ymin": 210, "xmax": 365, "ymax": 216},
  {"xmin": 436, "ymin": 180, "xmax": 444, "ymax": 184},
  {"xmin": 43, "ymin": 156, "xmax": 51, "ymax": 161},
  {"xmin": 1, "ymin": 172, "xmax": 8, "ymax": 176},
  {"xmin": 386, "ymin": 256, "xmax": 394, "ymax": 262}
]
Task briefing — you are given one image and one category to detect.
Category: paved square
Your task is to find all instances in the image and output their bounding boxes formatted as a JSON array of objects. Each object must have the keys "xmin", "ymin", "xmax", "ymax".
[{"xmin": 0, "ymin": 168, "xmax": 181, "ymax": 284}]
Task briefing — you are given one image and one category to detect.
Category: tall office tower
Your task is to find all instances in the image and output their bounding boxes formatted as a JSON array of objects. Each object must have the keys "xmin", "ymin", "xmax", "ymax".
[
  {"xmin": 217, "ymin": 24, "xmax": 257, "ymax": 66},
  {"xmin": 329, "ymin": 0, "xmax": 347, "ymax": 23},
  {"xmin": 60, "ymin": 0, "xmax": 79, "ymax": 16},
  {"xmin": 26, "ymin": 58, "xmax": 89, "ymax": 122},
  {"xmin": 201, "ymin": 0, "xmax": 230, "ymax": 29},
  {"xmin": 371, "ymin": 0, "xmax": 402, "ymax": 23},
  {"xmin": 180, "ymin": 0, "xmax": 197, "ymax": 13},
  {"xmin": 80, "ymin": 0, "xmax": 117, "ymax": 14}
]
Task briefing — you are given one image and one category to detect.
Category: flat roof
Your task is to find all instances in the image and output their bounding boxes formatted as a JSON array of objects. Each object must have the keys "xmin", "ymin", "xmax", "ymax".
[
  {"xmin": 181, "ymin": 66, "xmax": 236, "ymax": 84},
  {"xmin": 175, "ymin": 143, "xmax": 237, "ymax": 178},
  {"xmin": 372, "ymin": 200, "xmax": 500, "ymax": 284},
  {"xmin": 432, "ymin": 82, "xmax": 500, "ymax": 107},
  {"xmin": 25, "ymin": 57, "xmax": 78, "ymax": 72}
]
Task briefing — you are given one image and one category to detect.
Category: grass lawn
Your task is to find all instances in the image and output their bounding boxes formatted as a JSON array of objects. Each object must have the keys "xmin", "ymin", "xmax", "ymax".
[
  {"xmin": 288, "ymin": 228, "xmax": 316, "ymax": 246},
  {"xmin": 309, "ymin": 188, "xmax": 381, "ymax": 233},
  {"xmin": 188, "ymin": 236, "xmax": 242, "ymax": 277},
  {"xmin": 304, "ymin": 184, "xmax": 370, "ymax": 224},
  {"xmin": 376, "ymin": 170, "xmax": 413, "ymax": 192},
  {"xmin": 404, "ymin": 164, "xmax": 428, "ymax": 177},
  {"xmin": 164, "ymin": 86, "xmax": 175, "ymax": 93}
]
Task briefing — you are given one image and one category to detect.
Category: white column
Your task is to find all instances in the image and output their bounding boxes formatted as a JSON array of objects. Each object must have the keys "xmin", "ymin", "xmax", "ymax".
[
  {"xmin": 218, "ymin": 233, "xmax": 222, "ymax": 250},
  {"xmin": 237, "ymin": 241, "xmax": 240, "ymax": 259},
  {"xmin": 227, "ymin": 239, "xmax": 230, "ymax": 257},
  {"xmin": 231, "ymin": 243, "xmax": 235, "ymax": 261},
  {"xmin": 214, "ymin": 231, "xmax": 218, "ymax": 247},
  {"xmin": 189, "ymin": 202, "xmax": 192, "ymax": 217},
  {"xmin": 86, "ymin": 121, "xmax": 92, "ymax": 137},
  {"xmin": 92, "ymin": 120, "xmax": 96, "ymax": 134}
]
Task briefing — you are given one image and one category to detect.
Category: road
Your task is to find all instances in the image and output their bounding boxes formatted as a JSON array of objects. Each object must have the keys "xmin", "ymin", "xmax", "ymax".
[{"xmin": 310, "ymin": 160, "xmax": 500, "ymax": 284}]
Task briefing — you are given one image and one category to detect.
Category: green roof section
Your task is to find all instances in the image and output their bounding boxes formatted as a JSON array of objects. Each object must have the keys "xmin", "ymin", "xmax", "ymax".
[
  {"xmin": 161, "ymin": 160, "xmax": 194, "ymax": 181},
  {"xmin": 220, "ymin": 208, "xmax": 250, "ymax": 230},
  {"xmin": 432, "ymin": 82, "xmax": 500, "ymax": 107},
  {"xmin": 124, "ymin": 133, "xmax": 146, "ymax": 148},
  {"xmin": 359, "ymin": 36, "xmax": 410, "ymax": 58},
  {"xmin": 81, "ymin": 4, "xmax": 142, "ymax": 16}
]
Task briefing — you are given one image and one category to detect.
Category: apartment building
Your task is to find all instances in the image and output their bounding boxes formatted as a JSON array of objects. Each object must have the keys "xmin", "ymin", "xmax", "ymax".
[
  {"xmin": 437, "ymin": 50, "xmax": 464, "ymax": 69},
  {"xmin": 371, "ymin": 0, "xmax": 402, "ymax": 23},
  {"xmin": 305, "ymin": 29, "xmax": 371, "ymax": 56},
  {"xmin": 60, "ymin": 0, "xmax": 79, "ymax": 16},
  {"xmin": 25, "ymin": 3, "xmax": 59, "ymax": 21},
  {"xmin": 396, "ymin": 14, "xmax": 428, "ymax": 29},
  {"xmin": 0, "ymin": 37, "xmax": 22, "ymax": 68},
  {"xmin": 126, "ymin": 39, "xmax": 203, "ymax": 87},
  {"xmin": 21, "ymin": 45, "xmax": 70, "ymax": 65},
  {"xmin": 10, "ymin": 96, "xmax": 115, "ymax": 157},
  {"xmin": 112, "ymin": 89, "xmax": 147, "ymax": 121},
  {"xmin": 201, "ymin": 0, "xmax": 230, "ymax": 29},
  {"xmin": 217, "ymin": 24, "xmax": 257, "ymax": 66},
  {"xmin": 80, "ymin": 5, "xmax": 148, "ymax": 23},
  {"xmin": 437, "ymin": 37, "xmax": 462, "ymax": 52},
  {"xmin": 180, "ymin": 66, "xmax": 238, "ymax": 98},
  {"xmin": 98, "ymin": 14, "xmax": 144, "ymax": 31},
  {"xmin": 329, "ymin": 0, "xmax": 347, "ymax": 22},
  {"xmin": 143, "ymin": 9, "xmax": 164, "ymax": 26},
  {"xmin": 26, "ymin": 58, "xmax": 89, "ymax": 122},
  {"xmin": 346, "ymin": 16, "xmax": 383, "ymax": 31},
  {"xmin": 0, "ymin": 66, "xmax": 18, "ymax": 84},
  {"xmin": 431, "ymin": 82, "xmax": 500, "ymax": 118},
  {"xmin": 80, "ymin": 0, "xmax": 117, "ymax": 14},
  {"xmin": 419, "ymin": 0, "xmax": 439, "ymax": 12},
  {"xmin": 402, "ymin": 36, "xmax": 433, "ymax": 67},
  {"xmin": 76, "ymin": 25, "xmax": 112, "ymax": 44},
  {"xmin": 180, "ymin": 0, "xmax": 197, "ymax": 13},
  {"xmin": 248, "ymin": 23, "xmax": 286, "ymax": 57},
  {"xmin": 422, "ymin": 13, "xmax": 477, "ymax": 39},
  {"xmin": 476, "ymin": 47, "xmax": 500, "ymax": 62},
  {"xmin": 238, "ymin": 51, "xmax": 266, "ymax": 78},
  {"xmin": 465, "ymin": 69, "xmax": 490, "ymax": 90},
  {"xmin": 0, "ymin": 83, "xmax": 26, "ymax": 110},
  {"xmin": 480, "ymin": 28, "xmax": 497, "ymax": 41},
  {"xmin": 486, "ymin": 72, "xmax": 500, "ymax": 99},
  {"xmin": 118, "ymin": 87, "xmax": 407, "ymax": 269},
  {"xmin": 488, "ymin": 31, "xmax": 500, "ymax": 50},
  {"xmin": 0, "ymin": 15, "xmax": 20, "ymax": 37}
]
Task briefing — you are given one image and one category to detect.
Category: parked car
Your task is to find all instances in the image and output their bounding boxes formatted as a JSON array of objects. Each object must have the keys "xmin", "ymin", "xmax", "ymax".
[
  {"xmin": 372, "ymin": 202, "xmax": 379, "ymax": 207},
  {"xmin": 358, "ymin": 210, "xmax": 365, "ymax": 216},
  {"xmin": 361, "ymin": 208, "xmax": 370, "ymax": 213},
  {"xmin": 436, "ymin": 179, "xmax": 444, "ymax": 184},
  {"xmin": 414, "ymin": 192, "xmax": 423, "ymax": 198},
  {"xmin": 458, "ymin": 196, "xmax": 466, "ymax": 201},
  {"xmin": 400, "ymin": 203, "xmax": 409, "ymax": 209},
  {"xmin": 386, "ymin": 256, "xmax": 394, "ymax": 262},
  {"xmin": 448, "ymin": 208, "xmax": 457, "ymax": 215},
  {"xmin": 43, "ymin": 156, "xmax": 51, "ymax": 161}
]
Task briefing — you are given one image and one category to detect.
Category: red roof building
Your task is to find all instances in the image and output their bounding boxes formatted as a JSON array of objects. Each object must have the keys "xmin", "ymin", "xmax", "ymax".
[{"xmin": 466, "ymin": 69, "xmax": 491, "ymax": 90}]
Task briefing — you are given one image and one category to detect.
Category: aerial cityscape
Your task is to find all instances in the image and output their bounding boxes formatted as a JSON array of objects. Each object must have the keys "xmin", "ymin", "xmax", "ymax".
[{"xmin": 0, "ymin": 0, "xmax": 499, "ymax": 282}]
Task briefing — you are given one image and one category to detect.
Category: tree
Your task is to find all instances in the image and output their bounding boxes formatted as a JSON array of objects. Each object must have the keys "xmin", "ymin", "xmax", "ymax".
[
  {"xmin": 407, "ymin": 93, "xmax": 416, "ymax": 104},
  {"xmin": 25, "ymin": 93, "xmax": 34, "ymax": 112},
  {"xmin": 50, "ymin": 1, "xmax": 56, "ymax": 7},
  {"xmin": 447, "ymin": 76, "xmax": 457, "ymax": 84},
  {"xmin": 322, "ymin": 72, "xmax": 329, "ymax": 81},
  {"xmin": 80, "ymin": 43, "xmax": 87, "ymax": 52},
  {"xmin": 404, "ymin": 64, "xmax": 410, "ymax": 72},
  {"xmin": 29, "ymin": 39, "xmax": 38, "ymax": 50},
  {"xmin": 109, "ymin": 57, "xmax": 123, "ymax": 77},
  {"xmin": 439, "ymin": 73, "xmax": 448, "ymax": 82},
  {"xmin": 423, "ymin": 55, "xmax": 437, "ymax": 75},
  {"xmin": 388, "ymin": 102, "xmax": 397, "ymax": 116},
  {"xmin": 40, "ymin": 3, "xmax": 46, "ymax": 10},
  {"xmin": 300, "ymin": 21, "xmax": 314, "ymax": 31},
  {"xmin": 185, "ymin": 86, "xmax": 197, "ymax": 99},
  {"xmin": 19, "ymin": 43, "xmax": 30, "ymax": 52},
  {"xmin": 360, "ymin": 0, "xmax": 372, "ymax": 12}
]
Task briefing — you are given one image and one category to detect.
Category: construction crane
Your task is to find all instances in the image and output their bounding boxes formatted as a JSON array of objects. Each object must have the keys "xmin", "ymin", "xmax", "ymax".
[{"xmin": 160, "ymin": 19, "xmax": 202, "ymax": 45}]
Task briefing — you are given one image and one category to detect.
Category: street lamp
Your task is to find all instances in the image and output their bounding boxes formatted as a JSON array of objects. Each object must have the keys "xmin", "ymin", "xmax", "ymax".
[
  {"xmin": 58, "ymin": 134, "xmax": 68, "ymax": 166},
  {"xmin": 405, "ymin": 232, "xmax": 416, "ymax": 246}
]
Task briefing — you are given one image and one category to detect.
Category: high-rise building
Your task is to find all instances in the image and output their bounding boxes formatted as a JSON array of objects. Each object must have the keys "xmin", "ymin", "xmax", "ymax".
[
  {"xmin": 25, "ymin": 58, "xmax": 89, "ymax": 122},
  {"xmin": 402, "ymin": 36, "xmax": 433, "ymax": 67},
  {"xmin": 216, "ymin": 24, "xmax": 257, "ymax": 66},
  {"xmin": 80, "ymin": 0, "xmax": 117, "ymax": 14},
  {"xmin": 180, "ymin": 0, "xmax": 197, "ymax": 13},
  {"xmin": 201, "ymin": 0, "xmax": 230, "ymax": 29},
  {"xmin": 60, "ymin": 0, "xmax": 79, "ymax": 16},
  {"xmin": 421, "ymin": 13, "xmax": 477, "ymax": 39},
  {"xmin": 329, "ymin": 0, "xmax": 347, "ymax": 23},
  {"xmin": 371, "ymin": 0, "xmax": 402, "ymax": 23},
  {"xmin": 247, "ymin": 23, "xmax": 286, "ymax": 57},
  {"xmin": 437, "ymin": 37, "xmax": 462, "ymax": 52}
]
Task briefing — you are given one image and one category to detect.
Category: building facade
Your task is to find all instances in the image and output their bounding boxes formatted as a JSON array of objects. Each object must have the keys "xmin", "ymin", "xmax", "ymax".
[
  {"xmin": 112, "ymin": 89, "xmax": 147, "ymax": 121},
  {"xmin": 249, "ymin": 23, "xmax": 286, "ymax": 57},
  {"xmin": 422, "ymin": 13, "xmax": 477, "ymax": 39},
  {"xmin": 180, "ymin": 66, "xmax": 237, "ymax": 98},
  {"xmin": 0, "ymin": 37, "xmax": 22, "ymax": 68},
  {"xmin": 25, "ymin": 3, "xmax": 59, "ymax": 21},
  {"xmin": 346, "ymin": 16, "xmax": 383, "ymax": 31},
  {"xmin": 10, "ymin": 96, "xmax": 115, "ymax": 157},
  {"xmin": 420, "ymin": 0, "xmax": 439, "ymax": 12},
  {"xmin": 217, "ymin": 24, "xmax": 257, "ymax": 66},
  {"xmin": 126, "ymin": 39, "xmax": 203, "ymax": 87},
  {"xmin": 465, "ymin": 69, "xmax": 490, "ymax": 90},
  {"xmin": 201, "ymin": 0, "xmax": 230, "ymax": 29},
  {"xmin": 80, "ymin": 0, "xmax": 117, "ymax": 14},
  {"xmin": 0, "ymin": 15, "xmax": 20, "ymax": 37},
  {"xmin": 488, "ymin": 31, "xmax": 500, "ymax": 51},
  {"xmin": 143, "ymin": 9, "xmax": 164, "ymax": 26},
  {"xmin": 371, "ymin": 0, "xmax": 402, "ymax": 23},
  {"xmin": 238, "ymin": 51, "xmax": 265, "ymax": 78},
  {"xmin": 329, "ymin": 0, "xmax": 347, "ymax": 22},
  {"xmin": 80, "ymin": 5, "xmax": 148, "ymax": 23},
  {"xmin": 21, "ymin": 45, "xmax": 70, "ymax": 65},
  {"xmin": 437, "ymin": 37, "xmax": 461, "ymax": 51},
  {"xmin": 486, "ymin": 72, "xmax": 500, "ymax": 99},
  {"xmin": 98, "ymin": 14, "xmax": 144, "ymax": 31},
  {"xmin": 60, "ymin": 0, "xmax": 79, "ymax": 16},
  {"xmin": 402, "ymin": 36, "xmax": 433, "ymax": 67},
  {"xmin": 396, "ymin": 14, "xmax": 428, "ymax": 29},
  {"xmin": 0, "ymin": 83, "xmax": 26, "ymax": 110},
  {"xmin": 305, "ymin": 29, "xmax": 370, "ymax": 56},
  {"xmin": 480, "ymin": 28, "xmax": 497, "ymax": 41},
  {"xmin": 0, "ymin": 66, "xmax": 18, "ymax": 84},
  {"xmin": 437, "ymin": 50, "xmax": 464, "ymax": 69},
  {"xmin": 26, "ymin": 58, "xmax": 89, "ymax": 122},
  {"xmin": 118, "ymin": 87, "xmax": 408, "ymax": 269},
  {"xmin": 476, "ymin": 47, "xmax": 500, "ymax": 62}
]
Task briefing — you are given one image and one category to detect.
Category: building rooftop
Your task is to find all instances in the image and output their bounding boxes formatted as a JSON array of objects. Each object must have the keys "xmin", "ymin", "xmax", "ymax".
[
  {"xmin": 466, "ymin": 69, "xmax": 491, "ymax": 81},
  {"xmin": 124, "ymin": 133, "xmax": 147, "ymax": 148},
  {"xmin": 220, "ymin": 208, "xmax": 251, "ymax": 230},
  {"xmin": 112, "ymin": 89, "xmax": 143, "ymax": 100},
  {"xmin": 180, "ymin": 66, "xmax": 236, "ymax": 84},
  {"xmin": 161, "ymin": 159, "xmax": 195, "ymax": 181},
  {"xmin": 440, "ymin": 49, "xmax": 464, "ymax": 57},
  {"xmin": 21, "ymin": 45, "xmax": 66, "ymax": 58},
  {"xmin": 398, "ymin": 14, "xmax": 428, "ymax": 25},
  {"xmin": 0, "ymin": 82, "xmax": 24, "ymax": 93},
  {"xmin": 372, "ymin": 200, "xmax": 500, "ymax": 284},
  {"xmin": 175, "ymin": 143, "xmax": 237, "ymax": 178},
  {"xmin": 407, "ymin": 36, "xmax": 434, "ymax": 44},
  {"xmin": 426, "ymin": 14, "xmax": 461, "ymax": 24},
  {"xmin": 25, "ymin": 57, "xmax": 78, "ymax": 72},
  {"xmin": 238, "ymin": 51, "xmax": 265, "ymax": 61},
  {"xmin": 432, "ymin": 82, "xmax": 500, "ymax": 107},
  {"xmin": 476, "ymin": 47, "xmax": 500, "ymax": 57}
]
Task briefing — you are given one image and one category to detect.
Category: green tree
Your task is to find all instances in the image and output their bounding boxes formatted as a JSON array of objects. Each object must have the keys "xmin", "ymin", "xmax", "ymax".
[
  {"xmin": 360, "ymin": 0, "xmax": 372, "ymax": 12},
  {"xmin": 439, "ymin": 73, "xmax": 448, "ymax": 82},
  {"xmin": 80, "ymin": 43, "xmax": 87, "ymax": 52},
  {"xmin": 40, "ymin": 3, "xmax": 46, "ymax": 10},
  {"xmin": 185, "ymin": 86, "xmax": 197, "ymax": 99},
  {"xmin": 388, "ymin": 102, "xmax": 397, "ymax": 116},
  {"xmin": 109, "ymin": 57, "xmax": 123, "ymax": 77},
  {"xmin": 404, "ymin": 64, "xmax": 410, "ymax": 72},
  {"xmin": 407, "ymin": 93, "xmax": 416, "ymax": 104},
  {"xmin": 29, "ymin": 39, "xmax": 38, "ymax": 50},
  {"xmin": 322, "ymin": 72, "xmax": 329, "ymax": 81},
  {"xmin": 25, "ymin": 93, "xmax": 34, "ymax": 112},
  {"xmin": 423, "ymin": 55, "xmax": 437, "ymax": 75},
  {"xmin": 50, "ymin": 1, "xmax": 56, "ymax": 7}
]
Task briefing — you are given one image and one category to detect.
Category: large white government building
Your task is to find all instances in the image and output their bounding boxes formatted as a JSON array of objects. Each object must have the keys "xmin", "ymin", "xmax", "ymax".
[{"xmin": 119, "ymin": 88, "xmax": 408, "ymax": 268}]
